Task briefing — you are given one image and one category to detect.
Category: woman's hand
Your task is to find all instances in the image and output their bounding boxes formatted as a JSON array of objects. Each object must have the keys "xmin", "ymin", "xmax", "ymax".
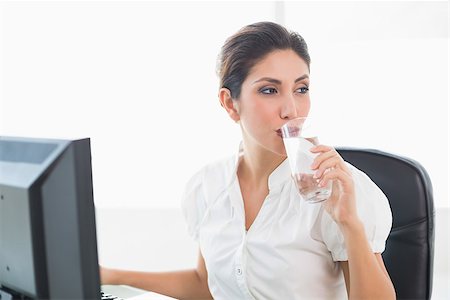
[
  {"xmin": 99, "ymin": 265, "xmax": 120, "ymax": 285},
  {"xmin": 310, "ymin": 145, "xmax": 358, "ymax": 225}
]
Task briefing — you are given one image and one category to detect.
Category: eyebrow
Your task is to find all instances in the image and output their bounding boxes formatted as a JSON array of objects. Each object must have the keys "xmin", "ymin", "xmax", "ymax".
[{"xmin": 252, "ymin": 74, "xmax": 310, "ymax": 85}]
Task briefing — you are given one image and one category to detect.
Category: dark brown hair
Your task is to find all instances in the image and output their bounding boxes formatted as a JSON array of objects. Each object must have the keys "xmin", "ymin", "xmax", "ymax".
[{"xmin": 217, "ymin": 21, "xmax": 311, "ymax": 99}]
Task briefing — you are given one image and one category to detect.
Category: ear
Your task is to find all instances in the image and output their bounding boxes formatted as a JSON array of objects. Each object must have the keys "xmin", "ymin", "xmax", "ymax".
[{"xmin": 218, "ymin": 88, "xmax": 240, "ymax": 122}]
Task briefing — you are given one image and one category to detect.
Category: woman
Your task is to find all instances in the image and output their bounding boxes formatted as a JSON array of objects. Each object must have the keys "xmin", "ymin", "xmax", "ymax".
[{"xmin": 101, "ymin": 21, "xmax": 395, "ymax": 299}]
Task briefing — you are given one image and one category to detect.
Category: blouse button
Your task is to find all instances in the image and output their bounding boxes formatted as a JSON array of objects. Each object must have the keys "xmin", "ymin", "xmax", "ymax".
[{"xmin": 236, "ymin": 267, "xmax": 242, "ymax": 275}]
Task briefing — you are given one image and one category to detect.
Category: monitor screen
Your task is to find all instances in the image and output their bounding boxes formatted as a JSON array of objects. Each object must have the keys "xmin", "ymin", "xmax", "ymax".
[{"xmin": 0, "ymin": 136, "xmax": 101, "ymax": 299}]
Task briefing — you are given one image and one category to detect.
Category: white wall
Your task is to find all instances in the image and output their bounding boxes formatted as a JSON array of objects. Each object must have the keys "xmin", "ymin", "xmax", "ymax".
[{"xmin": 0, "ymin": 1, "xmax": 448, "ymax": 209}]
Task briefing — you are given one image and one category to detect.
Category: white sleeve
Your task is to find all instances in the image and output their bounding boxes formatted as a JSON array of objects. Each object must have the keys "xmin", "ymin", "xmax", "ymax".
[
  {"xmin": 321, "ymin": 162, "xmax": 393, "ymax": 261},
  {"xmin": 180, "ymin": 167, "xmax": 207, "ymax": 241}
]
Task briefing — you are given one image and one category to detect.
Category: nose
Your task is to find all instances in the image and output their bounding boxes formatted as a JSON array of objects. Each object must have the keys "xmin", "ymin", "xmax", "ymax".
[{"xmin": 280, "ymin": 95, "xmax": 298, "ymax": 120}]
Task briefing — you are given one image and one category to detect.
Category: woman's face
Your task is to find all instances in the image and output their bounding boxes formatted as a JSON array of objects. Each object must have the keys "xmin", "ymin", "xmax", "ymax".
[{"xmin": 236, "ymin": 49, "xmax": 311, "ymax": 156}]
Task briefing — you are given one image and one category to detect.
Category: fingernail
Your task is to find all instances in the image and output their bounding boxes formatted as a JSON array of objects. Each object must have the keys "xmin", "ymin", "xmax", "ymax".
[{"xmin": 313, "ymin": 170, "xmax": 321, "ymax": 178}]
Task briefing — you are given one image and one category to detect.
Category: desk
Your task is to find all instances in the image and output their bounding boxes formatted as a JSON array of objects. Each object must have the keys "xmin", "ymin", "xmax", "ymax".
[{"xmin": 102, "ymin": 285, "xmax": 175, "ymax": 300}]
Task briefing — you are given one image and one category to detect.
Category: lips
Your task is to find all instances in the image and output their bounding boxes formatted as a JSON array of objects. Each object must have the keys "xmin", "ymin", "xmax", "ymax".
[
  {"xmin": 287, "ymin": 127, "xmax": 300, "ymax": 135},
  {"xmin": 276, "ymin": 127, "xmax": 300, "ymax": 138},
  {"xmin": 276, "ymin": 129, "xmax": 283, "ymax": 137}
]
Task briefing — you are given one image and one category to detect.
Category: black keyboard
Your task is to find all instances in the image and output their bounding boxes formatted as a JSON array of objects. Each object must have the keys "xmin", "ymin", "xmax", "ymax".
[{"xmin": 101, "ymin": 291, "xmax": 124, "ymax": 300}]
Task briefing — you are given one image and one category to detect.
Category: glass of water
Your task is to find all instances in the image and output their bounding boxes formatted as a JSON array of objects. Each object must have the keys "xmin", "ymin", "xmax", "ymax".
[{"xmin": 281, "ymin": 117, "xmax": 332, "ymax": 203}]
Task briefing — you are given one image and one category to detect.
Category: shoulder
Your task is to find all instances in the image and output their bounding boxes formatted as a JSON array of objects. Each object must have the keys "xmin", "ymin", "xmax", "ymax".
[
  {"xmin": 182, "ymin": 154, "xmax": 236, "ymax": 213},
  {"xmin": 181, "ymin": 154, "xmax": 236, "ymax": 240},
  {"xmin": 317, "ymin": 162, "xmax": 393, "ymax": 261},
  {"xmin": 346, "ymin": 162, "xmax": 390, "ymax": 207},
  {"xmin": 345, "ymin": 161, "xmax": 392, "ymax": 220},
  {"xmin": 185, "ymin": 154, "xmax": 236, "ymax": 196}
]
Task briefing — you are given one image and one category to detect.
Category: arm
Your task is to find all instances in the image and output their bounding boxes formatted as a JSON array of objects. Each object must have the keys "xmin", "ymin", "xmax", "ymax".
[
  {"xmin": 100, "ymin": 250, "xmax": 212, "ymax": 300},
  {"xmin": 339, "ymin": 219, "xmax": 395, "ymax": 299},
  {"xmin": 311, "ymin": 145, "xmax": 395, "ymax": 300}
]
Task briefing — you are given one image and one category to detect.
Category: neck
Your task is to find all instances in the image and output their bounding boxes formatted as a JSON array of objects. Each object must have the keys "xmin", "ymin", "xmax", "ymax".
[{"xmin": 237, "ymin": 139, "xmax": 286, "ymax": 187}]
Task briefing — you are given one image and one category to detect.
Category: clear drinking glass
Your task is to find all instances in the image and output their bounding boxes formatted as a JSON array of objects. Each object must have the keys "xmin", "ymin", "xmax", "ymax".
[{"xmin": 281, "ymin": 117, "xmax": 332, "ymax": 203}]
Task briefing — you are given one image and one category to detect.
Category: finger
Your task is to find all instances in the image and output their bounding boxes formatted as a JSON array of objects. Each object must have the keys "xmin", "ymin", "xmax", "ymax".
[
  {"xmin": 310, "ymin": 144, "xmax": 334, "ymax": 153},
  {"xmin": 311, "ymin": 148, "xmax": 347, "ymax": 170},
  {"xmin": 310, "ymin": 149, "xmax": 338, "ymax": 170},
  {"xmin": 318, "ymin": 168, "xmax": 353, "ymax": 189},
  {"xmin": 327, "ymin": 179, "xmax": 342, "ymax": 202},
  {"xmin": 313, "ymin": 156, "xmax": 341, "ymax": 179},
  {"xmin": 315, "ymin": 157, "xmax": 351, "ymax": 178}
]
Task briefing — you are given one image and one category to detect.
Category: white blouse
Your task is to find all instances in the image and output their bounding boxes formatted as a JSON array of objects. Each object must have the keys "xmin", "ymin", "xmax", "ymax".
[{"xmin": 181, "ymin": 145, "xmax": 392, "ymax": 300}]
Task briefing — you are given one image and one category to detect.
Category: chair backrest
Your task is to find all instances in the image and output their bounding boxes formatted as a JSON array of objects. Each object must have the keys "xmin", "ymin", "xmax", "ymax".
[{"xmin": 336, "ymin": 147, "xmax": 435, "ymax": 300}]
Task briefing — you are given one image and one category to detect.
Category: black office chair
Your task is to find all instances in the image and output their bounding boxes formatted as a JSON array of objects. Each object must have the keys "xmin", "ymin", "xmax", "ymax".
[{"xmin": 336, "ymin": 147, "xmax": 435, "ymax": 300}]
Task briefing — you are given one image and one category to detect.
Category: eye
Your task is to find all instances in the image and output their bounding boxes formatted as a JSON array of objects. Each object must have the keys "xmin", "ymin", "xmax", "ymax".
[
  {"xmin": 296, "ymin": 86, "xmax": 309, "ymax": 94},
  {"xmin": 259, "ymin": 87, "xmax": 278, "ymax": 95}
]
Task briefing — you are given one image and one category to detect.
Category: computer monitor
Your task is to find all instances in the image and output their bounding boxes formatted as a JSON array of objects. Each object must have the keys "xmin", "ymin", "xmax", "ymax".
[{"xmin": 0, "ymin": 136, "xmax": 101, "ymax": 299}]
